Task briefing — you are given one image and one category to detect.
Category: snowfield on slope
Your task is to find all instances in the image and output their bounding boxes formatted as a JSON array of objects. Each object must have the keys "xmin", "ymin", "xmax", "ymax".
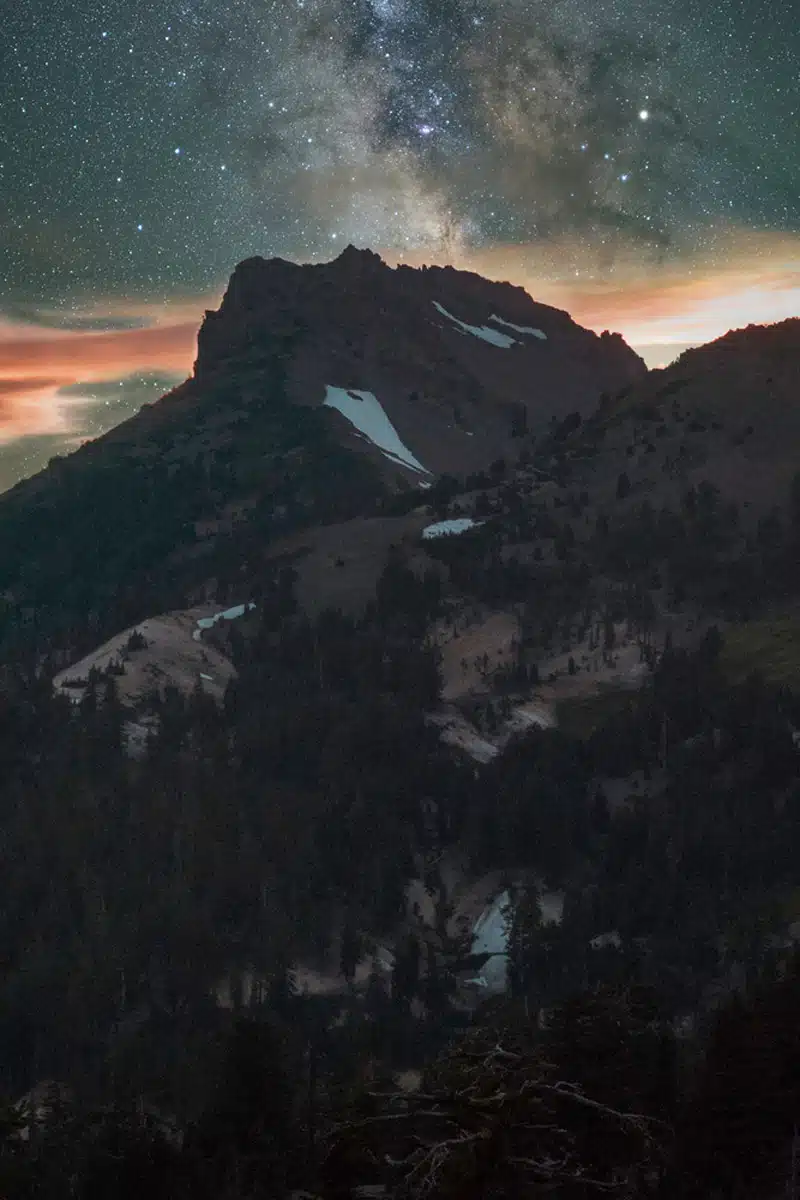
[
  {"xmin": 323, "ymin": 386, "xmax": 430, "ymax": 476},
  {"xmin": 465, "ymin": 884, "xmax": 563, "ymax": 991},
  {"xmin": 469, "ymin": 890, "xmax": 510, "ymax": 991},
  {"xmin": 422, "ymin": 517, "xmax": 483, "ymax": 539},
  {"xmin": 489, "ymin": 313, "xmax": 547, "ymax": 340},
  {"xmin": 192, "ymin": 602, "xmax": 256, "ymax": 642},
  {"xmin": 432, "ymin": 301, "xmax": 517, "ymax": 348}
]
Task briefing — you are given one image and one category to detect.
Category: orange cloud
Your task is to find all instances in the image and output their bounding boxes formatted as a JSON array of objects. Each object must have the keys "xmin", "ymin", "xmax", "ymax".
[
  {"xmin": 0, "ymin": 309, "xmax": 204, "ymax": 442},
  {"xmin": 0, "ymin": 378, "xmax": 62, "ymax": 398}
]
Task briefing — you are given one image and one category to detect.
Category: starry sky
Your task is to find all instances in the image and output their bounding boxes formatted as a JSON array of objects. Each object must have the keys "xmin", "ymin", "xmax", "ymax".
[{"xmin": 0, "ymin": 0, "xmax": 798, "ymax": 490}]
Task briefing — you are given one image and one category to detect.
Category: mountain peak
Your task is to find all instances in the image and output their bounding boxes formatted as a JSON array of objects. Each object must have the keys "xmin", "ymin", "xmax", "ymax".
[
  {"xmin": 332, "ymin": 243, "xmax": 385, "ymax": 272},
  {"xmin": 193, "ymin": 247, "xmax": 647, "ymax": 477}
]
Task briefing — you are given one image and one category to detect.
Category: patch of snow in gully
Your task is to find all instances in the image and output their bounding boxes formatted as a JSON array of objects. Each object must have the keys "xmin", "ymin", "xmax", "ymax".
[
  {"xmin": 193, "ymin": 602, "xmax": 256, "ymax": 642},
  {"xmin": 432, "ymin": 301, "xmax": 517, "ymax": 348},
  {"xmin": 422, "ymin": 518, "xmax": 483, "ymax": 539},
  {"xmin": 469, "ymin": 890, "xmax": 510, "ymax": 992},
  {"xmin": 468, "ymin": 889, "xmax": 559, "ymax": 990},
  {"xmin": 323, "ymin": 386, "xmax": 430, "ymax": 476},
  {"xmin": 489, "ymin": 314, "xmax": 548, "ymax": 340}
]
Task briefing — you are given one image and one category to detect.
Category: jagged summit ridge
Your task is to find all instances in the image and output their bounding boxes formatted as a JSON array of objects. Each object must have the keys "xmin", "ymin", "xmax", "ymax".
[
  {"xmin": 214, "ymin": 243, "xmax": 626, "ymax": 337},
  {"xmin": 219, "ymin": 244, "xmax": 385, "ymax": 312}
]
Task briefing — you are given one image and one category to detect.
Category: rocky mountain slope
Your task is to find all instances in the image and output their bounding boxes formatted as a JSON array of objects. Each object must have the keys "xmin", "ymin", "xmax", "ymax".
[
  {"xmin": 45, "ymin": 306, "xmax": 798, "ymax": 675},
  {"xmin": 582, "ymin": 316, "xmax": 800, "ymax": 513},
  {"xmin": 6, "ymin": 267, "xmax": 796, "ymax": 750}
]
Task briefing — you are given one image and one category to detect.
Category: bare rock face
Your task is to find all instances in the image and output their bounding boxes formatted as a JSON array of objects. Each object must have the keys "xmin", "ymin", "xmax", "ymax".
[{"xmin": 193, "ymin": 246, "xmax": 647, "ymax": 478}]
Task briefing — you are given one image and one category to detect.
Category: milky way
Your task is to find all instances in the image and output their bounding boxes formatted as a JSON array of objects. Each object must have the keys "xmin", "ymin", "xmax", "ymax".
[{"xmin": 0, "ymin": 0, "xmax": 797, "ymax": 487}]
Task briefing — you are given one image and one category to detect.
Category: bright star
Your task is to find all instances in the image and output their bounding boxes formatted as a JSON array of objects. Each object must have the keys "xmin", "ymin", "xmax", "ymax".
[{"xmin": 639, "ymin": 109, "xmax": 649, "ymax": 121}]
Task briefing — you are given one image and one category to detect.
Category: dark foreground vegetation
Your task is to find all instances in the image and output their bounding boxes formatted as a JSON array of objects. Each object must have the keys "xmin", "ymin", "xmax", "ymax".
[{"xmin": 2, "ymin": 577, "xmax": 800, "ymax": 1195}]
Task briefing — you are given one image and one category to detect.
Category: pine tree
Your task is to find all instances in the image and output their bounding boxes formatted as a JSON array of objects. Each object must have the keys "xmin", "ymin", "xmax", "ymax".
[{"xmin": 507, "ymin": 884, "xmax": 542, "ymax": 1002}]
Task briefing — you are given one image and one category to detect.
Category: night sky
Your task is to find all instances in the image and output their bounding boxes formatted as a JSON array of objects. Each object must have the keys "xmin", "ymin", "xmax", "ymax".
[{"xmin": 1, "ymin": 0, "xmax": 798, "ymax": 489}]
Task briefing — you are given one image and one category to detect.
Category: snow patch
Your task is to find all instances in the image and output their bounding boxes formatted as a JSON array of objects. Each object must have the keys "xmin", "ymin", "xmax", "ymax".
[
  {"xmin": 489, "ymin": 314, "xmax": 547, "ymax": 340},
  {"xmin": 467, "ymin": 887, "xmax": 562, "ymax": 991},
  {"xmin": 432, "ymin": 301, "xmax": 516, "ymax": 348},
  {"xmin": 192, "ymin": 602, "xmax": 256, "ymax": 642},
  {"xmin": 323, "ymin": 386, "xmax": 430, "ymax": 476},
  {"xmin": 422, "ymin": 518, "xmax": 483, "ymax": 539},
  {"xmin": 469, "ymin": 891, "xmax": 510, "ymax": 991}
]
